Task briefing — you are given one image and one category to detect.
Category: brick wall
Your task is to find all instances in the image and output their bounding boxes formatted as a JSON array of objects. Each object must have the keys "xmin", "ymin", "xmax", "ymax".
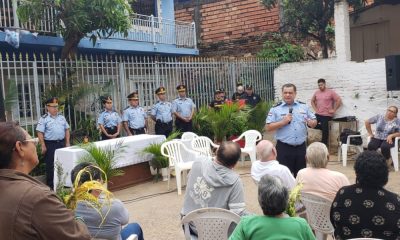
[{"xmin": 175, "ymin": 0, "xmax": 280, "ymax": 56}]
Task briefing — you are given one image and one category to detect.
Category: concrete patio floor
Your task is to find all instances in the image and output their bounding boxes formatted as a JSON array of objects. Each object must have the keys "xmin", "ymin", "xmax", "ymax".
[{"xmin": 113, "ymin": 154, "xmax": 400, "ymax": 240}]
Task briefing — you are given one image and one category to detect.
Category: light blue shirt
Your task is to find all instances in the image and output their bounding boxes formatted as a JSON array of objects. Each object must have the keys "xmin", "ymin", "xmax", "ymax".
[
  {"xmin": 97, "ymin": 110, "xmax": 122, "ymax": 128},
  {"xmin": 36, "ymin": 113, "xmax": 70, "ymax": 140},
  {"xmin": 266, "ymin": 101, "xmax": 316, "ymax": 145},
  {"xmin": 172, "ymin": 97, "xmax": 195, "ymax": 118},
  {"xmin": 122, "ymin": 106, "xmax": 147, "ymax": 129},
  {"xmin": 151, "ymin": 101, "xmax": 173, "ymax": 123}
]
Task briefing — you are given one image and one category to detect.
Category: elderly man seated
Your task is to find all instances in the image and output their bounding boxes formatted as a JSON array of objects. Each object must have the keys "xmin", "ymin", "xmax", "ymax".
[
  {"xmin": 296, "ymin": 142, "xmax": 349, "ymax": 201},
  {"xmin": 181, "ymin": 141, "xmax": 248, "ymax": 236},
  {"xmin": 251, "ymin": 140, "xmax": 295, "ymax": 190},
  {"xmin": 229, "ymin": 175, "xmax": 315, "ymax": 240}
]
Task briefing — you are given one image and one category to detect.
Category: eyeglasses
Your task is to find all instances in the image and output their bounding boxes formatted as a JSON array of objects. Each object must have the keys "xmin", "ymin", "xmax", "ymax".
[
  {"xmin": 23, "ymin": 138, "xmax": 39, "ymax": 146},
  {"xmin": 388, "ymin": 109, "xmax": 397, "ymax": 114}
]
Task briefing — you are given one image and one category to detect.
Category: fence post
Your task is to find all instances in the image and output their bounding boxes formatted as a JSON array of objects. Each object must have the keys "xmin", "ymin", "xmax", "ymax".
[
  {"xmin": 151, "ymin": 15, "xmax": 156, "ymax": 48},
  {"xmin": 192, "ymin": 22, "xmax": 197, "ymax": 49},
  {"xmin": 119, "ymin": 62, "xmax": 127, "ymax": 109},
  {"xmin": 32, "ymin": 60, "xmax": 41, "ymax": 125}
]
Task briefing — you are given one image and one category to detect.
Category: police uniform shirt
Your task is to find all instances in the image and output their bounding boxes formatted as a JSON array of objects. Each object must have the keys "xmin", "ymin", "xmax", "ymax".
[
  {"xmin": 122, "ymin": 106, "xmax": 147, "ymax": 129},
  {"xmin": 172, "ymin": 97, "xmax": 196, "ymax": 118},
  {"xmin": 97, "ymin": 110, "xmax": 122, "ymax": 128},
  {"xmin": 151, "ymin": 101, "xmax": 173, "ymax": 123},
  {"xmin": 36, "ymin": 114, "xmax": 70, "ymax": 141},
  {"xmin": 266, "ymin": 101, "xmax": 316, "ymax": 145}
]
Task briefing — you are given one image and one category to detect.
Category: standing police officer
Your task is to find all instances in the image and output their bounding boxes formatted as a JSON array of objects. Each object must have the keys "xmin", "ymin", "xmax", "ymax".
[
  {"xmin": 36, "ymin": 97, "xmax": 70, "ymax": 189},
  {"xmin": 265, "ymin": 83, "xmax": 317, "ymax": 177},
  {"xmin": 172, "ymin": 84, "xmax": 196, "ymax": 133},
  {"xmin": 97, "ymin": 96, "xmax": 122, "ymax": 140},
  {"xmin": 123, "ymin": 92, "xmax": 148, "ymax": 135},
  {"xmin": 151, "ymin": 87, "xmax": 173, "ymax": 137}
]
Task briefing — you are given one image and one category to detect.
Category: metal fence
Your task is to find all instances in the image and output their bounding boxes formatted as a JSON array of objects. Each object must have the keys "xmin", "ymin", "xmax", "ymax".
[{"xmin": 0, "ymin": 53, "xmax": 278, "ymax": 135}]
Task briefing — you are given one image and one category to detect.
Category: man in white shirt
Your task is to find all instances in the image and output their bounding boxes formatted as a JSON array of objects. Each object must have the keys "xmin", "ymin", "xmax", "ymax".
[{"xmin": 251, "ymin": 140, "xmax": 295, "ymax": 190}]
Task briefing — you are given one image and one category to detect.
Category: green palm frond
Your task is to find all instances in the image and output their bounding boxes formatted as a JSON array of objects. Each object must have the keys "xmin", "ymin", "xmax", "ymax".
[{"xmin": 247, "ymin": 101, "xmax": 273, "ymax": 133}]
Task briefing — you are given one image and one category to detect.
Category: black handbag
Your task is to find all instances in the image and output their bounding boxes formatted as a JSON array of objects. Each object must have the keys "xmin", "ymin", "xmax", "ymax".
[{"xmin": 340, "ymin": 128, "xmax": 363, "ymax": 145}]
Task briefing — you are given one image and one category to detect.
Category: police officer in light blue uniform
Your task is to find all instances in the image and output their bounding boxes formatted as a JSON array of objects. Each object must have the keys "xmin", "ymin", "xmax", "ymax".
[
  {"xmin": 172, "ymin": 84, "xmax": 196, "ymax": 133},
  {"xmin": 36, "ymin": 97, "xmax": 70, "ymax": 189},
  {"xmin": 266, "ymin": 83, "xmax": 317, "ymax": 177},
  {"xmin": 151, "ymin": 87, "xmax": 173, "ymax": 137},
  {"xmin": 98, "ymin": 96, "xmax": 122, "ymax": 140},
  {"xmin": 123, "ymin": 92, "xmax": 148, "ymax": 135}
]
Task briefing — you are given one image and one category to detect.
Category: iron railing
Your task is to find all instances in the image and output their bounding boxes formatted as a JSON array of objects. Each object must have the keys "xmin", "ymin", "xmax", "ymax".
[
  {"xmin": 0, "ymin": 1, "xmax": 196, "ymax": 49},
  {"xmin": 0, "ymin": 53, "xmax": 278, "ymax": 135}
]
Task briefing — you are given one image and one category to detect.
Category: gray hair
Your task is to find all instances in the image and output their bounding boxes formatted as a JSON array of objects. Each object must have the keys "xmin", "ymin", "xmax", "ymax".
[
  {"xmin": 258, "ymin": 175, "xmax": 288, "ymax": 216},
  {"xmin": 257, "ymin": 142, "xmax": 274, "ymax": 160},
  {"xmin": 306, "ymin": 142, "xmax": 328, "ymax": 168}
]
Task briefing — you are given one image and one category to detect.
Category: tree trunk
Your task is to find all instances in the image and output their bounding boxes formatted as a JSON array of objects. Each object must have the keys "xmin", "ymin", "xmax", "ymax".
[
  {"xmin": 61, "ymin": 33, "xmax": 83, "ymax": 60},
  {"xmin": 319, "ymin": 29, "xmax": 329, "ymax": 59}
]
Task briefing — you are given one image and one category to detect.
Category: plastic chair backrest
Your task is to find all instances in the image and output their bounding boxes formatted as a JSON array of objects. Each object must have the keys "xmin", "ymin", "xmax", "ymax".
[
  {"xmin": 300, "ymin": 192, "xmax": 334, "ymax": 234},
  {"xmin": 182, "ymin": 132, "xmax": 199, "ymax": 141},
  {"xmin": 161, "ymin": 140, "xmax": 185, "ymax": 168},
  {"xmin": 241, "ymin": 130, "xmax": 262, "ymax": 149},
  {"xmin": 191, "ymin": 136, "xmax": 218, "ymax": 157},
  {"xmin": 182, "ymin": 208, "xmax": 241, "ymax": 240}
]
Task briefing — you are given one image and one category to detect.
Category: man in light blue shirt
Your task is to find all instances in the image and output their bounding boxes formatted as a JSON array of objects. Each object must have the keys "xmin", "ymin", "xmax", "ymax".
[
  {"xmin": 151, "ymin": 87, "xmax": 173, "ymax": 137},
  {"xmin": 172, "ymin": 84, "xmax": 196, "ymax": 133},
  {"xmin": 36, "ymin": 97, "xmax": 70, "ymax": 189},
  {"xmin": 265, "ymin": 83, "xmax": 317, "ymax": 177},
  {"xmin": 122, "ymin": 92, "xmax": 148, "ymax": 135}
]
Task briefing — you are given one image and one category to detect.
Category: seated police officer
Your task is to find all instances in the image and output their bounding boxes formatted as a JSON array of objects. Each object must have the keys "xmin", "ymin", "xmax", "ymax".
[
  {"xmin": 123, "ymin": 92, "xmax": 148, "ymax": 135},
  {"xmin": 97, "ymin": 96, "xmax": 122, "ymax": 140},
  {"xmin": 151, "ymin": 87, "xmax": 173, "ymax": 137},
  {"xmin": 36, "ymin": 97, "xmax": 70, "ymax": 189},
  {"xmin": 209, "ymin": 88, "xmax": 225, "ymax": 110}
]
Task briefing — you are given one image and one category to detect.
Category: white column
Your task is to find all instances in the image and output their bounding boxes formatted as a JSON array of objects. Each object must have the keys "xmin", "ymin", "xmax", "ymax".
[{"xmin": 334, "ymin": 0, "xmax": 351, "ymax": 62}]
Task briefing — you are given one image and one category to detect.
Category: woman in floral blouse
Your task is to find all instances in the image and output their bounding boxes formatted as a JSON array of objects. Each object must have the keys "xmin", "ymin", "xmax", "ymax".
[{"xmin": 330, "ymin": 151, "xmax": 400, "ymax": 239}]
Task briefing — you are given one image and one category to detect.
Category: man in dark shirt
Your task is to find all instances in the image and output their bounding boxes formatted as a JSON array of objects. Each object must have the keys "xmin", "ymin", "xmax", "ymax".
[{"xmin": 244, "ymin": 84, "xmax": 261, "ymax": 107}]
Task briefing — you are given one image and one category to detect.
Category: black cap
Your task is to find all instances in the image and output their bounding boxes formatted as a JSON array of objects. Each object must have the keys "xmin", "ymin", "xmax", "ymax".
[
  {"xmin": 176, "ymin": 84, "xmax": 186, "ymax": 92},
  {"xmin": 245, "ymin": 84, "xmax": 253, "ymax": 90},
  {"xmin": 155, "ymin": 87, "xmax": 166, "ymax": 95},
  {"xmin": 236, "ymin": 82, "xmax": 243, "ymax": 87},
  {"xmin": 127, "ymin": 92, "xmax": 139, "ymax": 100}
]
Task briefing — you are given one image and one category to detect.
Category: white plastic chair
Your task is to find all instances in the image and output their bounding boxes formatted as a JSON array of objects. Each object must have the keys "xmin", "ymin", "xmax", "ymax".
[
  {"xmin": 181, "ymin": 208, "xmax": 241, "ymax": 240},
  {"xmin": 389, "ymin": 136, "xmax": 400, "ymax": 171},
  {"xmin": 232, "ymin": 130, "xmax": 262, "ymax": 166},
  {"xmin": 182, "ymin": 132, "xmax": 199, "ymax": 141},
  {"xmin": 300, "ymin": 192, "xmax": 334, "ymax": 240},
  {"xmin": 337, "ymin": 134, "xmax": 363, "ymax": 166},
  {"xmin": 161, "ymin": 140, "xmax": 199, "ymax": 195},
  {"xmin": 191, "ymin": 136, "xmax": 219, "ymax": 157}
]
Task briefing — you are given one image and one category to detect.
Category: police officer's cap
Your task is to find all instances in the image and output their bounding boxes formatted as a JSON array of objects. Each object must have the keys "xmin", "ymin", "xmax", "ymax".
[
  {"xmin": 46, "ymin": 97, "xmax": 59, "ymax": 107},
  {"xmin": 155, "ymin": 87, "xmax": 166, "ymax": 95},
  {"xmin": 215, "ymin": 88, "xmax": 225, "ymax": 94},
  {"xmin": 245, "ymin": 84, "xmax": 253, "ymax": 90},
  {"xmin": 127, "ymin": 92, "xmax": 139, "ymax": 100},
  {"xmin": 236, "ymin": 82, "xmax": 243, "ymax": 87},
  {"xmin": 176, "ymin": 84, "xmax": 186, "ymax": 92}
]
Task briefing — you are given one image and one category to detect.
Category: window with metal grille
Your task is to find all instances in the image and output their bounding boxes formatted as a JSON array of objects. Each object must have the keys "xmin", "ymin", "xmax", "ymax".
[{"xmin": 131, "ymin": 0, "xmax": 157, "ymax": 17}]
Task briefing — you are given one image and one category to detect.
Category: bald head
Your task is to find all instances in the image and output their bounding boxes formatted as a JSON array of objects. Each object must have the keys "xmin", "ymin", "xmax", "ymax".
[{"xmin": 256, "ymin": 140, "xmax": 277, "ymax": 162}]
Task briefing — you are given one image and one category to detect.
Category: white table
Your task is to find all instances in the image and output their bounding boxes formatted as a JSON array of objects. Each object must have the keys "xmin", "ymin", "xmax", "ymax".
[{"xmin": 54, "ymin": 134, "xmax": 166, "ymax": 189}]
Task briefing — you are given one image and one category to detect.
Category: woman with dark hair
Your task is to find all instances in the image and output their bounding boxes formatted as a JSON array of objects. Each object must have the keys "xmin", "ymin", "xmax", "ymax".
[
  {"xmin": 229, "ymin": 175, "xmax": 315, "ymax": 240},
  {"xmin": 68, "ymin": 162, "xmax": 144, "ymax": 240},
  {"xmin": 330, "ymin": 150, "xmax": 400, "ymax": 239},
  {"xmin": 98, "ymin": 96, "xmax": 122, "ymax": 140},
  {"xmin": 0, "ymin": 122, "xmax": 90, "ymax": 240}
]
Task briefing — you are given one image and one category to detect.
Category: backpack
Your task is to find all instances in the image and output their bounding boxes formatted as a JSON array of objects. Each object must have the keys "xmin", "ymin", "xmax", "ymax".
[{"xmin": 340, "ymin": 128, "xmax": 363, "ymax": 145}]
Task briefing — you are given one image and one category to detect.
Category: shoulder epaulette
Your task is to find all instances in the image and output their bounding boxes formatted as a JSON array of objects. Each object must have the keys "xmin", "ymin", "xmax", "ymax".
[
  {"xmin": 298, "ymin": 101, "xmax": 306, "ymax": 104},
  {"xmin": 123, "ymin": 106, "xmax": 130, "ymax": 110},
  {"xmin": 41, "ymin": 113, "xmax": 48, "ymax": 118},
  {"xmin": 273, "ymin": 102, "xmax": 282, "ymax": 107}
]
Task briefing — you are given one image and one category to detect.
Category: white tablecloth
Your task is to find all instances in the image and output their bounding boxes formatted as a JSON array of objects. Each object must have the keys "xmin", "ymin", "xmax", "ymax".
[{"xmin": 54, "ymin": 134, "xmax": 166, "ymax": 189}]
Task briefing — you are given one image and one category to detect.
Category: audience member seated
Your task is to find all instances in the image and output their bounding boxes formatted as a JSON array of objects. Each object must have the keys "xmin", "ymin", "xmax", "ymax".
[
  {"xmin": 67, "ymin": 162, "xmax": 144, "ymax": 240},
  {"xmin": 330, "ymin": 151, "xmax": 400, "ymax": 239},
  {"xmin": 365, "ymin": 106, "xmax": 400, "ymax": 160},
  {"xmin": 229, "ymin": 175, "xmax": 315, "ymax": 240},
  {"xmin": 0, "ymin": 122, "xmax": 91, "ymax": 240},
  {"xmin": 181, "ymin": 141, "xmax": 248, "ymax": 235},
  {"xmin": 251, "ymin": 140, "xmax": 295, "ymax": 190},
  {"xmin": 296, "ymin": 142, "xmax": 350, "ymax": 201}
]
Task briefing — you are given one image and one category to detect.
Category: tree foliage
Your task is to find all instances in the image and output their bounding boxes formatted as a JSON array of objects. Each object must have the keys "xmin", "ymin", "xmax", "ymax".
[
  {"xmin": 257, "ymin": 33, "xmax": 305, "ymax": 63},
  {"xmin": 17, "ymin": 0, "xmax": 133, "ymax": 59},
  {"xmin": 261, "ymin": 0, "xmax": 367, "ymax": 59}
]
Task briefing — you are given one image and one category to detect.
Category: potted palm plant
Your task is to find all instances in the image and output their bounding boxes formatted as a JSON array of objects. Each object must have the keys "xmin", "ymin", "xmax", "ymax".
[{"xmin": 141, "ymin": 131, "xmax": 180, "ymax": 181}]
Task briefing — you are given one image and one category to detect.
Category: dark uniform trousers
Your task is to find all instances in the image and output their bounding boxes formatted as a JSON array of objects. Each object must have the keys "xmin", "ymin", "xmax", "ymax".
[
  {"xmin": 129, "ymin": 127, "xmax": 145, "ymax": 135},
  {"xmin": 175, "ymin": 118, "xmax": 193, "ymax": 133},
  {"xmin": 155, "ymin": 120, "xmax": 173, "ymax": 137},
  {"xmin": 368, "ymin": 137, "xmax": 394, "ymax": 159},
  {"xmin": 315, "ymin": 114, "xmax": 332, "ymax": 146},
  {"xmin": 101, "ymin": 126, "xmax": 119, "ymax": 140},
  {"xmin": 44, "ymin": 139, "xmax": 65, "ymax": 189},
  {"xmin": 276, "ymin": 140, "xmax": 306, "ymax": 177}
]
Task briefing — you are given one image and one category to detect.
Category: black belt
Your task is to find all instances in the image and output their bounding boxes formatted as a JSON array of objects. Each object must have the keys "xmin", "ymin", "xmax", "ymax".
[
  {"xmin": 156, "ymin": 120, "xmax": 172, "ymax": 124},
  {"xmin": 131, "ymin": 127, "xmax": 144, "ymax": 131},
  {"xmin": 277, "ymin": 140, "xmax": 305, "ymax": 148},
  {"xmin": 105, "ymin": 126, "xmax": 117, "ymax": 130},
  {"xmin": 45, "ymin": 139, "xmax": 64, "ymax": 143}
]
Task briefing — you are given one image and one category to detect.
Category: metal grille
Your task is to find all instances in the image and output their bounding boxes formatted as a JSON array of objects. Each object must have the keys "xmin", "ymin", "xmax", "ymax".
[{"xmin": 0, "ymin": 53, "xmax": 278, "ymax": 134}]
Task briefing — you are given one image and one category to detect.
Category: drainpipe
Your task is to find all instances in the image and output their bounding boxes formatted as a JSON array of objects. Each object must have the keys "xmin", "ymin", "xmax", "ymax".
[{"xmin": 12, "ymin": 0, "xmax": 20, "ymax": 28}]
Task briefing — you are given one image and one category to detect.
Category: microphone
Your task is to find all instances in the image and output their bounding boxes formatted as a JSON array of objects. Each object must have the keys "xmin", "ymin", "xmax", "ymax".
[{"xmin": 288, "ymin": 107, "xmax": 293, "ymax": 124}]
